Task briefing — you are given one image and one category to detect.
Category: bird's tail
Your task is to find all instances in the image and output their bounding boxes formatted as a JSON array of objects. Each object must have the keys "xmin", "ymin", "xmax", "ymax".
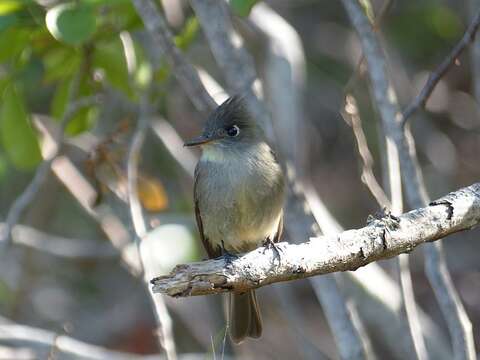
[{"xmin": 229, "ymin": 290, "xmax": 263, "ymax": 344}]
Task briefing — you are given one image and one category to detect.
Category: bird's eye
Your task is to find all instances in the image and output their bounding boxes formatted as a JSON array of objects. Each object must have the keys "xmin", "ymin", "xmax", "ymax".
[{"xmin": 226, "ymin": 125, "xmax": 240, "ymax": 137}]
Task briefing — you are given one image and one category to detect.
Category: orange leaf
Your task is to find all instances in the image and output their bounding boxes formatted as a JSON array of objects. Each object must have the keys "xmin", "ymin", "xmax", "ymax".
[{"xmin": 137, "ymin": 176, "xmax": 168, "ymax": 212}]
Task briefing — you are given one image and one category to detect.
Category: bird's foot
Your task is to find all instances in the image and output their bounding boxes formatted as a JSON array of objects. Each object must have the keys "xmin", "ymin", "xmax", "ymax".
[
  {"xmin": 262, "ymin": 237, "xmax": 282, "ymax": 263},
  {"xmin": 220, "ymin": 240, "xmax": 239, "ymax": 267}
]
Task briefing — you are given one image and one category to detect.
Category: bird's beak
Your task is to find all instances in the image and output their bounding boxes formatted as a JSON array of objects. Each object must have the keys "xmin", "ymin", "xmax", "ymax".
[{"xmin": 184, "ymin": 134, "xmax": 213, "ymax": 147}]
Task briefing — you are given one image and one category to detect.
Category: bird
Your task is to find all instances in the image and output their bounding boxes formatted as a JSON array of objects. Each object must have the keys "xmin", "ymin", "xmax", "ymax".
[{"xmin": 184, "ymin": 95, "xmax": 285, "ymax": 344}]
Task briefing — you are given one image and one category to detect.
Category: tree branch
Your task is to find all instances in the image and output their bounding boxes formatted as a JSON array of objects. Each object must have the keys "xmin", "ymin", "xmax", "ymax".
[
  {"xmin": 151, "ymin": 182, "xmax": 480, "ymax": 297},
  {"xmin": 189, "ymin": 0, "xmax": 272, "ymax": 135},
  {"xmin": 126, "ymin": 100, "xmax": 177, "ymax": 360},
  {"xmin": 401, "ymin": 8, "xmax": 480, "ymax": 125},
  {"xmin": 0, "ymin": 223, "xmax": 117, "ymax": 259},
  {"xmin": 342, "ymin": 1, "xmax": 476, "ymax": 358},
  {"xmin": 131, "ymin": 0, "xmax": 216, "ymax": 116},
  {"xmin": 470, "ymin": 1, "xmax": 480, "ymax": 103},
  {"xmin": 342, "ymin": 94, "xmax": 391, "ymax": 208},
  {"xmin": 0, "ymin": 95, "xmax": 101, "ymax": 246},
  {"xmin": 0, "ymin": 319, "xmax": 213, "ymax": 360}
]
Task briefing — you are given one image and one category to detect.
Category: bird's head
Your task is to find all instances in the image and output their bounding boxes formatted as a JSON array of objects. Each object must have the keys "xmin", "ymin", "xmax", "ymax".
[{"xmin": 184, "ymin": 96, "xmax": 264, "ymax": 153}]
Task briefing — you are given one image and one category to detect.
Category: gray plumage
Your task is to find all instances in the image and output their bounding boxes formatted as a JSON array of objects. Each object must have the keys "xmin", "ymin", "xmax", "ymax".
[{"xmin": 186, "ymin": 96, "xmax": 285, "ymax": 344}]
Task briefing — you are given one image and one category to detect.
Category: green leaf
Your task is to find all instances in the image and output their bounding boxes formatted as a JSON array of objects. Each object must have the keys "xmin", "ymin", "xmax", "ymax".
[
  {"xmin": 43, "ymin": 47, "xmax": 80, "ymax": 82},
  {"xmin": 0, "ymin": 28, "xmax": 30, "ymax": 63},
  {"xmin": 0, "ymin": 151, "xmax": 7, "ymax": 183},
  {"xmin": 67, "ymin": 77, "xmax": 98, "ymax": 135},
  {"xmin": 174, "ymin": 17, "xmax": 199, "ymax": 50},
  {"xmin": 51, "ymin": 77, "xmax": 72, "ymax": 120},
  {"xmin": 93, "ymin": 39, "xmax": 133, "ymax": 96},
  {"xmin": 0, "ymin": 0, "xmax": 23, "ymax": 15},
  {"xmin": 45, "ymin": 3, "xmax": 96, "ymax": 45},
  {"xmin": 0, "ymin": 86, "xmax": 42, "ymax": 170},
  {"xmin": 134, "ymin": 61, "xmax": 152, "ymax": 89},
  {"xmin": 51, "ymin": 76, "xmax": 98, "ymax": 135},
  {"xmin": 229, "ymin": 0, "xmax": 259, "ymax": 17},
  {"xmin": 65, "ymin": 106, "xmax": 98, "ymax": 135}
]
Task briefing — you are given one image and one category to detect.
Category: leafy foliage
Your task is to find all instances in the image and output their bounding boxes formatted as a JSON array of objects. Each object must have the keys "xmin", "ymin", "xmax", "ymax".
[
  {"xmin": 0, "ymin": 0, "xmax": 206, "ymax": 172},
  {"xmin": 0, "ymin": 85, "xmax": 41, "ymax": 170},
  {"xmin": 229, "ymin": 0, "xmax": 260, "ymax": 17},
  {"xmin": 46, "ymin": 3, "xmax": 97, "ymax": 45}
]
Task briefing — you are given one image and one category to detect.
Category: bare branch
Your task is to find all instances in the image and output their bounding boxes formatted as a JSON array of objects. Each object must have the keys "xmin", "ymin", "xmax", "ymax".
[
  {"xmin": 0, "ymin": 96, "xmax": 101, "ymax": 246},
  {"xmin": 342, "ymin": 94, "xmax": 391, "ymax": 208},
  {"xmin": 343, "ymin": 2, "xmax": 428, "ymax": 356},
  {"xmin": 0, "ymin": 320, "xmax": 211, "ymax": 360},
  {"xmin": 131, "ymin": 0, "xmax": 216, "ymax": 115},
  {"xmin": 151, "ymin": 183, "xmax": 480, "ymax": 296},
  {"xmin": 286, "ymin": 175, "xmax": 371, "ymax": 360},
  {"xmin": 249, "ymin": 2, "xmax": 307, "ymax": 173},
  {"xmin": 344, "ymin": 90, "xmax": 428, "ymax": 359},
  {"xmin": 470, "ymin": 1, "xmax": 480, "ymax": 103},
  {"xmin": 33, "ymin": 116, "xmax": 140, "ymax": 273},
  {"xmin": 150, "ymin": 118, "xmax": 197, "ymax": 178},
  {"xmin": 127, "ymin": 102, "xmax": 177, "ymax": 360},
  {"xmin": 401, "ymin": 8, "xmax": 480, "ymax": 125},
  {"xmin": 342, "ymin": 1, "xmax": 476, "ymax": 358},
  {"xmin": 0, "ymin": 223, "xmax": 117, "ymax": 259},
  {"xmin": 189, "ymin": 0, "xmax": 272, "ymax": 134},
  {"xmin": 0, "ymin": 345, "xmax": 35, "ymax": 360}
]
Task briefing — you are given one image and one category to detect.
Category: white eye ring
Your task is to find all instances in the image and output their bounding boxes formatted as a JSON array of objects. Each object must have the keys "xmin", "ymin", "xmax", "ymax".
[{"xmin": 226, "ymin": 125, "xmax": 240, "ymax": 137}]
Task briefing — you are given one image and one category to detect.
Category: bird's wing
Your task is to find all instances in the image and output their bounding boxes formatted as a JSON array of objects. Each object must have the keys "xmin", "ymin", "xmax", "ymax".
[
  {"xmin": 194, "ymin": 165, "xmax": 221, "ymax": 259},
  {"xmin": 269, "ymin": 148, "xmax": 285, "ymax": 244},
  {"xmin": 273, "ymin": 210, "xmax": 284, "ymax": 243}
]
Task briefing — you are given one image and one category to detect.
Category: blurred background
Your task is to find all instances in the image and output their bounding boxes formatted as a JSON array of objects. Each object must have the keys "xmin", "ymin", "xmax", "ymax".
[{"xmin": 0, "ymin": 0, "xmax": 479, "ymax": 359}]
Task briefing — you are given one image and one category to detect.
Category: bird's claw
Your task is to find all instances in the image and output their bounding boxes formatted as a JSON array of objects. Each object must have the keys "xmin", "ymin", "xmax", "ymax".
[
  {"xmin": 262, "ymin": 237, "xmax": 282, "ymax": 262},
  {"xmin": 220, "ymin": 240, "xmax": 239, "ymax": 267}
]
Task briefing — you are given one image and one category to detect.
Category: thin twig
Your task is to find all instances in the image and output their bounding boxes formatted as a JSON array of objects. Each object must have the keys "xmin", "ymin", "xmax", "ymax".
[
  {"xmin": 0, "ymin": 320, "xmax": 210, "ymax": 360},
  {"xmin": 344, "ymin": 89, "xmax": 428, "ymax": 360},
  {"xmin": 126, "ymin": 100, "xmax": 177, "ymax": 360},
  {"xmin": 401, "ymin": 8, "xmax": 480, "ymax": 126},
  {"xmin": 343, "ymin": 1, "xmax": 428, "ymax": 356},
  {"xmin": 342, "ymin": 94, "xmax": 391, "ymax": 208},
  {"xmin": 1, "ymin": 223, "xmax": 117, "ymax": 259},
  {"xmin": 0, "ymin": 95, "xmax": 101, "ymax": 246},
  {"xmin": 469, "ymin": 0, "xmax": 480, "ymax": 103},
  {"xmin": 286, "ymin": 173, "xmax": 370, "ymax": 360},
  {"xmin": 343, "ymin": 0, "xmax": 393, "ymax": 94},
  {"xmin": 151, "ymin": 182, "xmax": 480, "ymax": 296},
  {"xmin": 342, "ymin": 1, "xmax": 476, "ymax": 358},
  {"xmin": 33, "ymin": 115, "xmax": 139, "ymax": 271},
  {"xmin": 150, "ymin": 118, "xmax": 197, "ymax": 178}
]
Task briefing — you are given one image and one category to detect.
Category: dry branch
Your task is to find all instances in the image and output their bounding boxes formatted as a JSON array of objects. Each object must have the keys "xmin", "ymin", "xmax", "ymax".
[
  {"xmin": 401, "ymin": 8, "xmax": 480, "ymax": 125},
  {"xmin": 0, "ymin": 320, "xmax": 214, "ymax": 360},
  {"xmin": 342, "ymin": 1, "xmax": 476, "ymax": 358},
  {"xmin": 151, "ymin": 183, "xmax": 480, "ymax": 297},
  {"xmin": 126, "ymin": 100, "xmax": 177, "ymax": 360},
  {"xmin": 0, "ymin": 223, "xmax": 117, "ymax": 259}
]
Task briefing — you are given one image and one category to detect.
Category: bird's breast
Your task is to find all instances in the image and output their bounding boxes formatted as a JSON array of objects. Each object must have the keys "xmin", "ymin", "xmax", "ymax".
[{"xmin": 196, "ymin": 143, "xmax": 285, "ymax": 253}]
